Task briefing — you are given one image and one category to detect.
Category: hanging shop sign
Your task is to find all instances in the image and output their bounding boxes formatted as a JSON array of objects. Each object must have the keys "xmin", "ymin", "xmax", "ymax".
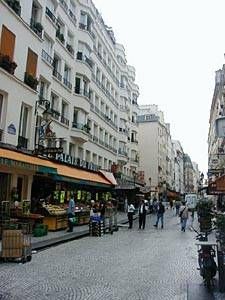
[
  {"xmin": 55, "ymin": 153, "xmax": 99, "ymax": 172},
  {"xmin": 0, "ymin": 157, "xmax": 38, "ymax": 171},
  {"xmin": 37, "ymin": 147, "xmax": 64, "ymax": 156},
  {"xmin": 7, "ymin": 123, "xmax": 16, "ymax": 135}
]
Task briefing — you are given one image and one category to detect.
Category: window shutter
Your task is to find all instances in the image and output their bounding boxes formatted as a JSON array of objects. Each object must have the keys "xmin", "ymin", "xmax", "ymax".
[
  {"xmin": 0, "ymin": 25, "xmax": 16, "ymax": 60},
  {"xmin": 26, "ymin": 48, "xmax": 38, "ymax": 77}
]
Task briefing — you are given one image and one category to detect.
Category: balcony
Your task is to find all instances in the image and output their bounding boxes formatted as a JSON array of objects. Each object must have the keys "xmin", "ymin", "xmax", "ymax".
[
  {"xmin": 41, "ymin": 49, "xmax": 53, "ymax": 65},
  {"xmin": 71, "ymin": 122, "xmax": 89, "ymax": 143},
  {"xmin": 118, "ymin": 148, "xmax": 128, "ymax": 157},
  {"xmin": 30, "ymin": 19, "xmax": 43, "ymax": 38},
  {"xmin": 61, "ymin": 115, "xmax": 69, "ymax": 126},
  {"xmin": 66, "ymin": 44, "xmax": 74, "ymax": 56},
  {"xmin": 59, "ymin": 0, "xmax": 68, "ymax": 12},
  {"xmin": 56, "ymin": 29, "xmax": 65, "ymax": 44},
  {"xmin": 131, "ymin": 139, "xmax": 138, "ymax": 144},
  {"xmin": 45, "ymin": 7, "xmax": 56, "ymax": 23},
  {"xmin": 53, "ymin": 69, "xmax": 62, "ymax": 81},
  {"xmin": 74, "ymin": 88, "xmax": 90, "ymax": 100},
  {"xmin": 4, "ymin": 0, "xmax": 21, "ymax": 16},
  {"xmin": 0, "ymin": 54, "xmax": 17, "ymax": 75},
  {"xmin": 24, "ymin": 72, "xmax": 38, "ymax": 90},
  {"xmin": 50, "ymin": 108, "xmax": 60, "ymax": 121},
  {"xmin": 76, "ymin": 52, "xmax": 93, "ymax": 69},
  {"xmin": 17, "ymin": 136, "xmax": 28, "ymax": 149},
  {"xmin": 63, "ymin": 77, "xmax": 72, "ymax": 90},
  {"xmin": 68, "ymin": 9, "xmax": 76, "ymax": 25}
]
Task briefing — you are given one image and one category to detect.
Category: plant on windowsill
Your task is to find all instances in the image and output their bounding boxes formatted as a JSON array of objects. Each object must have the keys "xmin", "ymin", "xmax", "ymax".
[
  {"xmin": 5, "ymin": 0, "xmax": 21, "ymax": 16},
  {"xmin": 24, "ymin": 72, "xmax": 39, "ymax": 90},
  {"xmin": 0, "ymin": 55, "xmax": 17, "ymax": 75},
  {"xmin": 34, "ymin": 22, "xmax": 43, "ymax": 34}
]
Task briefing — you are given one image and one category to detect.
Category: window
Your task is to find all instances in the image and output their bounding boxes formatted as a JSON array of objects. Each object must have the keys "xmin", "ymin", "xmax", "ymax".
[
  {"xmin": 0, "ymin": 25, "xmax": 16, "ymax": 60},
  {"xmin": 18, "ymin": 104, "xmax": 30, "ymax": 149},
  {"xmin": 39, "ymin": 79, "xmax": 49, "ymax": 99},
  {"xmin": 73, "ymin": 109, "xmax": 78, "ymax": 124},
  {"xmin": 26, "ymin": 48, "xmax": 38, "ymax": 77},
  {"xmin": 75, "ymin": 77, "xmax": 81, "ymax": 94}
]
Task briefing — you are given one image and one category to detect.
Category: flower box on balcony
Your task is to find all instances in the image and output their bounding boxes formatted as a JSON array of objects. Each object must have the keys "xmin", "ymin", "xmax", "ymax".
[
  {"xmin": 0, "ymin": 55, "xmax": 17, "ymax": 75},
  {"xmin": 5, "ymin": 0, "xmax": 21, "ymax": 16},
  {"xmin": 24, "ymin": 72, "xmax": 39, "ymax": 90}
]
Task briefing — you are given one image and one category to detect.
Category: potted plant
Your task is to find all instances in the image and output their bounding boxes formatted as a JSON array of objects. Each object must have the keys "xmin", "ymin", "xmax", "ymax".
[
  {"xmin": 196, "ymin": 199, "xmax": 214, "ymax": 232},
  {"xmin": 35, "ymin": 22, "xmax": 43, "ymax": 34},
  {"xmin": 0, "ymin": 55, "xmax": 17, "ymax": 74},
  {"xmin": 24, "ymin": 72, "xmax": 39, "ymax": 90}
]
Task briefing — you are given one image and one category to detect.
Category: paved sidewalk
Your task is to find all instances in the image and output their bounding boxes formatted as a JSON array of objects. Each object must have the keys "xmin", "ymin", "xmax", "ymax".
[{"xmin": 31, "ymin": 211, "xmax": 135, "ymax": 250}]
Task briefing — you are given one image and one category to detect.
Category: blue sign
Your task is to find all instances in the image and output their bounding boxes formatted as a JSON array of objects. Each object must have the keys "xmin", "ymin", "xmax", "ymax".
[{"xmin": 7, "ymin": 123, "xmax": 16, "ymax": 135}]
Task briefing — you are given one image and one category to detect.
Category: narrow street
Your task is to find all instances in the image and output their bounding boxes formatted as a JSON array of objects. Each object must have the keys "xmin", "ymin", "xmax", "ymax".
[{"xmin": 0, "ymin": 210, "xmax": 221, "ymax": 299}]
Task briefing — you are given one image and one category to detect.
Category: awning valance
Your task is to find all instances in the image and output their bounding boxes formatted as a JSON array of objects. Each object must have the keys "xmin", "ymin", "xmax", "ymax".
[
  {"xmin": 0, "ymin": 148, "xmax": 57, "ymax": 173},
  {"xmin": 0, "ymin": 147, "xmax": 113, "ymax": 186}
]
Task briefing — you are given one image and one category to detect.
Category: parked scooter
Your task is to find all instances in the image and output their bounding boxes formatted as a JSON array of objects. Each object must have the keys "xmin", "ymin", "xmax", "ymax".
[{"xmin": 193, "ymin": 227, "xmax": 217, "ymax": 289}]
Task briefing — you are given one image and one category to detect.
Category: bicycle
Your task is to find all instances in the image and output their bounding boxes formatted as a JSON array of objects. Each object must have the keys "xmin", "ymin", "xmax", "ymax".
[{"xmin": 192, "ymin": 227, "xmax": 217, "ymax": 290}]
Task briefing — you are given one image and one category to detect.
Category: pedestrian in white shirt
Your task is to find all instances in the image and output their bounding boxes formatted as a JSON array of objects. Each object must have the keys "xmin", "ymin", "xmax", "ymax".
[{"xmin": 127, "ymin": 202, "xmax": 135, "ymax": 229}]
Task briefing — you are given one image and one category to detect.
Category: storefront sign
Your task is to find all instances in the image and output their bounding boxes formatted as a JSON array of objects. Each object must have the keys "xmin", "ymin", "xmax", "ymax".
[
  {"xmin": 55, "ymin": 153, "xmax": 99, "ymax": 171},
  {"xmin": 0, "ymin": 157, "xmax": 38, "ymax": 171},
  {"xmin": 7, "ymin": 123, "xmax": 16, "ymax": 135}
]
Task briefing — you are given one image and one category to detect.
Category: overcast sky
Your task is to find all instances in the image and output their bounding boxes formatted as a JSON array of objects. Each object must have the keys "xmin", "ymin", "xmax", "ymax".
[{"xmin": 93, "ymin": 0, "xmax": 225, "ymax": 175}]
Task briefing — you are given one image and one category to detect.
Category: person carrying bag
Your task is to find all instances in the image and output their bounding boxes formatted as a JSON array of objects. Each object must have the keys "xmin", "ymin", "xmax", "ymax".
[{"xmin": 127, "ymin": 202, "xmax": 135, "ymax": 229}]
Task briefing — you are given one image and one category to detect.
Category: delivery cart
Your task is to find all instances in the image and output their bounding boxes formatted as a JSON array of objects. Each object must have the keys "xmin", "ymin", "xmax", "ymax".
[{"xmin": 1, "ymin": 222, "xmax": 32, "ymax": 263}]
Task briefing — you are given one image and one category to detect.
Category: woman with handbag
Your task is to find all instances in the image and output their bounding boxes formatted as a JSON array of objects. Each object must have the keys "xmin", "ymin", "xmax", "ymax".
[{"xmin": 179, "ymin": 201, "xmax": 189, "ymax": 232}]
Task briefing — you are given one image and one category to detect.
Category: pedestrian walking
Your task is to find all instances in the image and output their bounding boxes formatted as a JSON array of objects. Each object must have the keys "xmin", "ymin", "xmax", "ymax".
[
  {"xmin": 179, "ymin": 201, "xmax": 189, "ymax": 232},
  {"xmin": 154, "ymin": 201, "xmax": 165, "ymax": 229},
  {"xmin": 66, "ymin": 195, "xmax": 75, "ymax": 232},
  {"xmin": 175, "ymin": 199, "xmax": 181, "ymax": 216},
  {"xmin": 127, "ymin": 201, "xmax": 135, "ymax": 229},
  {"xmin": 138, "ymin": 199, "xmax": 148, "ymax": 229}
]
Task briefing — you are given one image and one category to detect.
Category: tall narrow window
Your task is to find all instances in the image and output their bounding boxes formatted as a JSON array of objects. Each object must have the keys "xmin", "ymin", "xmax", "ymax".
[
  {"xmin": 75, "ymin": 77, "xmax": 81, "ymax": 94},
  {"xmin": 26, "ymin": 48, "xmax": 38, "ymax": 77},
  {"xmin": 0, "ymin": 25, "xmax": 15, "ymax": 60}
]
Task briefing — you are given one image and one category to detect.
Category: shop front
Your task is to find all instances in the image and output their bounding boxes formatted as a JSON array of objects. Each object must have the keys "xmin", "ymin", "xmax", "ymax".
[{"xmin": 0, "ymin": 146, "xmax": 116, "ymax": 234}]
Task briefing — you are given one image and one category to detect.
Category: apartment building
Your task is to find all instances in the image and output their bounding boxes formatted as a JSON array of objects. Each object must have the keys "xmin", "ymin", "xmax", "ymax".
[
  {"xmin": 137, "ymin": 105, "xmax": 174, "ymax": 197},
  {"xmin": 208, "ymin": 68, "xmax": 225, "ymax": 182},
  {"xmin": 183, "ymin": 154, "xmax": 194, "ymax": 193},
  {"xmin": 0, "ymin": 0, "xmax": 139, "ymax": 204},
  {"xmin": 172, "ymin": 140, "xmax": 185, "ymax": 195}
]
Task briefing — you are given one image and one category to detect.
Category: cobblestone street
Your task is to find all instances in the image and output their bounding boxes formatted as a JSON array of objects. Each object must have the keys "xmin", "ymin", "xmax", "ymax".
[{"xmin": 0, "ymin": 210, "xmax": 220, "ymax": 300}]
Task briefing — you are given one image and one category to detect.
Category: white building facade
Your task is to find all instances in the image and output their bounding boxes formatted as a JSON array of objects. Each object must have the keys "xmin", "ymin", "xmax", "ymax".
[
  {"xmin": 137, "ymin": 105, "xmax": 174, "ymax": 196},
  {"xmin": 0, "ymin": 0, "xmax": 140, "ymax": 202},
  {"xmin": 172, "ymin": 140, "xmax": 185, "ymax": 195}
]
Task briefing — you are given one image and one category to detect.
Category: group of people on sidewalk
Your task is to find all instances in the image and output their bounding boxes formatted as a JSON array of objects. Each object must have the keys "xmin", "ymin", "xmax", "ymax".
[
  {"xmin": 127, "ymin": 197, "xmax": 194, "ymax": 232},
  {"xmin": 127, "ymin": 199, "xmax": 166, "ymax": 230}
]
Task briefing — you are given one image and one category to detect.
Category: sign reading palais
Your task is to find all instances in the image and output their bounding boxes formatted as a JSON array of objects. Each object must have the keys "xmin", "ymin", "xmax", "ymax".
[{"xmin": 55, "ymin": 153, "xmax": 99, "ymax": 172}]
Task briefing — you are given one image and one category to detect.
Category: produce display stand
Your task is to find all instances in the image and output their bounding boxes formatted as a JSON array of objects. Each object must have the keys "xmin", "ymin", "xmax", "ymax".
[
  {"xmin": 76, "ymin": 210, "xmax": 90, "ymax": 225},
  {"xmin": 1, "ymin": 222, "xmax": 32, "ymax": 263},
  {"xmin": 42, "ymin": 204, "xmax": 67, "ymax": 231}
]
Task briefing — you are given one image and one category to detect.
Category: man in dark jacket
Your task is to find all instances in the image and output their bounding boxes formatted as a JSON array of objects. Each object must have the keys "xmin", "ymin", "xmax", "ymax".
[
  {"xmin": 139, "ymin": 199, "xmax": 148, "ymax": 229},
  {"xmin": 154, "ymin": 201, "xmax": 165, "ymax": 229}
]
